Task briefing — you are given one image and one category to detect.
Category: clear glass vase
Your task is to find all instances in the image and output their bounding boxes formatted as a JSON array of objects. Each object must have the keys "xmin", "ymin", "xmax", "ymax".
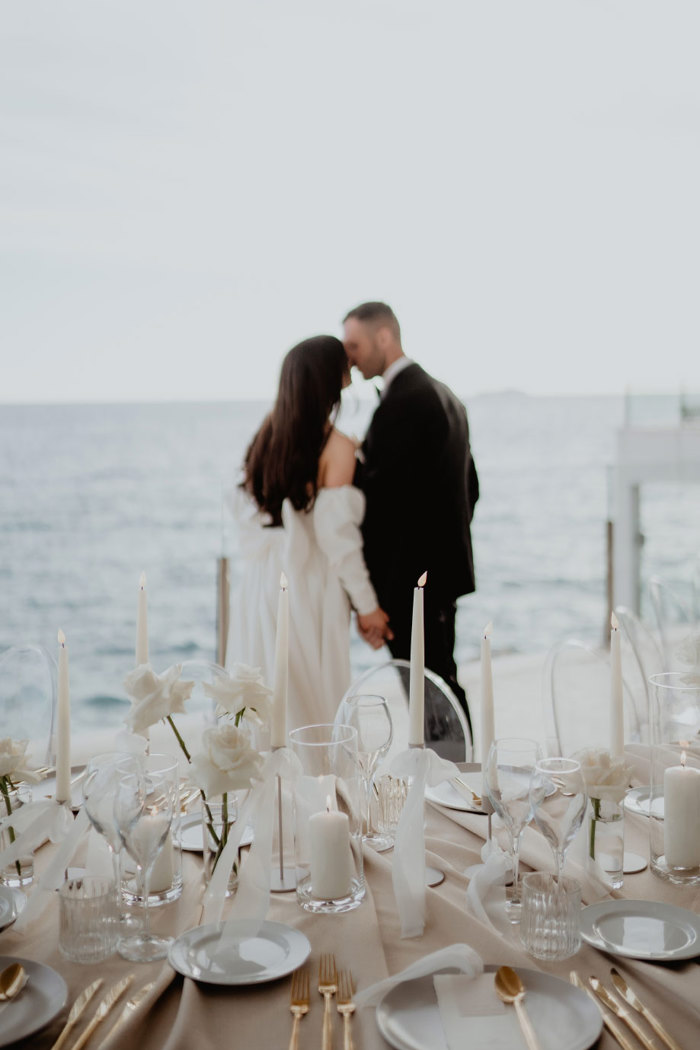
[
  {"xmin": 0, "ymin": 782, "xmax": 34, "ymax": 887},
  {"xmin": 201, "ymin": 795, "xmax": 239, "ymax": 897},
  {"xmin": 587, "ymin": 796, "xmax": 624, "ymax": 889}
]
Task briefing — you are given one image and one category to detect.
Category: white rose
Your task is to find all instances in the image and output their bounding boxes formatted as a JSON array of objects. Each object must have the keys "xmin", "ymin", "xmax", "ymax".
[
  {"xmin": 0, "ymin": 738, "xmax": 42, "ymax": 784},
  {"xmin": 203, "ymin": 664, "xmax": 272, "ymax": 724},
  {"xmin": 675, "ymin": 631, "xmax": 700, "ymax": 669},
  {"xmin": 124, "ymin": 664, "xmax": 194, "ymax": 734},
  {"xmin": 190, "ymin": 724, "xmax": 264, "ymax": 797},
  {"xmin": 574, "ymin": 747, "xmax": 633, "ymax": 803}
]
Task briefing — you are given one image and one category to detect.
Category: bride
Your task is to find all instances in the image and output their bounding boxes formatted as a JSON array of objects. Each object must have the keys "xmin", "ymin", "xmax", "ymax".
[{"xmin": 226, "ymin": 334, "xmax": 391, "ymax": 731}]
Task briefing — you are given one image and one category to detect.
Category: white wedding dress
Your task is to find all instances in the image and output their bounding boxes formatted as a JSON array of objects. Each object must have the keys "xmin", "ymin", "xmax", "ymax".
[{"xmin": 226, "ymin": 484, "xmax": 378, "ymax": 731}]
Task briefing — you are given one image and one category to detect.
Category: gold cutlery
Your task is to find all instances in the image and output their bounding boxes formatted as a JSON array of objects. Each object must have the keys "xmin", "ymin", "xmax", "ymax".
[
  {"xmin": 67, "ymin": 975, "xmax": 134, "ymax": 1050},
  {"xmin": 336, "ymin": 970, "xmax": 356, "ymax": 1050},
  {"xmin": 494, "ymin": 966, "xmax": 541, "ymax": 1050},
  {"xmin": 610, "ymin": 969, "xmax": 683, "ymax": 1050},
  {"xmin": 589, "ymin": 976, "xmax": 659, "ymax": 1050},
  {"xmin": 453, "ymin": 776, "xmax": 482, "ymax": 805},
  {"xmin": 50, "ymin": 979, "xmax": 104, "ymax": 1050},
  {"xmin": 569, "ymin": 971, "xmax": 637, "ymax": 1050},
  {"xmin": 288, "ymin": 967, "xmax": 310, "ymax": 1050},
  {"xmin": 95, "ymin": 981, "xmax": 156, "ymax": 1049},
  {"xmin": 318, "ymin": 953, "xmax": 338, "ymax": 1050}
]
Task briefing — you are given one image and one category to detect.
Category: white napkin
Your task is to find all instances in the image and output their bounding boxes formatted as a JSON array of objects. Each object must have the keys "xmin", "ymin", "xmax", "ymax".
[
  {"xmin": 13, "ymin": 807, "xmax": 90, "ymax": 929},
  {"xmin": 389, "ymin": 748, "xmax": 460, "ymax": 938},
  {"xmin": 0, "ymin": 798, "xmax": 74, "ymax": 871},
  {"xmin": 434, "ymin": 974, "xmax": 525, "ymax": 1050},
  {"xmin": 354, "ymin": 944, "xmax": 483, "ymax": 1008},
  {"xmin": 464, "ymin": 847, "xmax": 511, "ymax": 929}
]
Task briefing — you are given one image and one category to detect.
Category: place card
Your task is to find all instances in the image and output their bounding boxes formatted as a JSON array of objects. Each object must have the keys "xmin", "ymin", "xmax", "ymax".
[{"xmin": 433, "ymin": 974, "xmax": 525, "ymax": 1050}]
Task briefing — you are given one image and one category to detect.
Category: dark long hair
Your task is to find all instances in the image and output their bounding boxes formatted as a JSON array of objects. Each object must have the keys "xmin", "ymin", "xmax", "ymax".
[{"xmin": 242, "ymin": 335, "xmax": 348, "ymax": 526}]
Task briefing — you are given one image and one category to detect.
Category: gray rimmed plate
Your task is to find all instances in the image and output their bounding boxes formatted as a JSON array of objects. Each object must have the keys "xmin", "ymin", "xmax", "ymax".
[
  {"xmin": 581, "ymin": 899, "xmax": 700, "ymax": 961},
  {"xmin": 168, "ymin": 920, "xmax": 311, "ymax": 985},
  {"xmin": 0, "ymin": 956, "xmax": 68, "ymax": 1048}
]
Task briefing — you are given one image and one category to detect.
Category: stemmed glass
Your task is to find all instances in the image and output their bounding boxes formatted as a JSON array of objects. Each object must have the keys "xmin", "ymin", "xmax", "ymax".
[
  {"xmin": 82, "ymin": 751, "xmax": 141, "ymax": 929},
  {"xmin": 336, "ymin": 694, "xmax": 393, "ymax": 851},
  {"xmin": 529, "ymin": 757, "xmax": 587, "ymax": 882},
  {"xmin": 114, "ymin": 761, "xmax": 178, "ymax": 962},
  {"xmin": 484, "ymin": 738, "xmax": 542, "ymax": 923}
]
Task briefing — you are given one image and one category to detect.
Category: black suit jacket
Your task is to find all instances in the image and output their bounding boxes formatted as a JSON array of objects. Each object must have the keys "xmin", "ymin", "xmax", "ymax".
[{"xmin": 355, "ymin": 363, "xmax": 479, "ymax": 612}]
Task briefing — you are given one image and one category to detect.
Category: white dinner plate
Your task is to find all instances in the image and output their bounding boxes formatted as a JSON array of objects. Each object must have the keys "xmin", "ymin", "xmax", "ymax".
[
  {"xmin": 376, "ymin": 966, "xmax": 602, "ymax": 1050},
  {"xmin": 425, "ymin": 774, "xmax": 485, "ymax": 814},
  {"xmin": 175, "ymin": 812, "xmax": 254, "ymax": 852},
  {"xmin": 624, "ymin": 787, "xmax": 664, "ymax": 819},
  {"xmin": 581, "ymin": 899, "xmax": 700, "ymax": 960},
  {"xmin": 168, "ymin": 920, "xmax": 311, "ymax": 985},
  {"xmin": 0, "ymin": 955, "xmax": 68, "ymax": 1048}
]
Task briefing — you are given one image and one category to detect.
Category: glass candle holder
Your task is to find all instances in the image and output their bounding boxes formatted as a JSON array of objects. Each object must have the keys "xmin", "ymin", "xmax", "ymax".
[
  {"xmin": 289, "ymin": 724, "xmax": 364, "ymax": 914},
  {"xmin": 649, "ymin": 673, "xmax": 700, "ymax": 885}
]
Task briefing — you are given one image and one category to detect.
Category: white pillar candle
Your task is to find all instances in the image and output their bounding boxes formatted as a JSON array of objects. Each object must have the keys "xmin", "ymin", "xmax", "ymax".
[
  {"xmin": 664, "ymin": 752, "xmax": 700, "ymax": 868},
  {"xmin": 309, "ymin": 798, "xmax": 351, "ymax": 900},
  {"xmin": 55, "ymin": 629, "xmax": 71, "ymax": 804},
  {"xmin": 480, "ymin": 622, "xmax": 495, "ymax": 764},
  {"xmin": 136, "ymin": 571, "xmax": 149, "ymax": 667},
  {"xmin": 271, "ymin": 572, "xmax": 289, "ymax": 749},
  {"xmin": 610, "ymin": 612, "xmax": 624, "ymax": 757},
  {"xmin": 408, "ymin": 572, "xmax": 427, "ymax": 747}
]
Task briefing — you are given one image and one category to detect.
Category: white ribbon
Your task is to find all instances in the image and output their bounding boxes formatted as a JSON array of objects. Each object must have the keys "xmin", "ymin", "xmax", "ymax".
[
  {"xmin": 389, "ymin": 748, "xmax": 460, "ymax": 938},
  {"xmin": 13, "ymin": 807, "xmax": 90, "ymax": 929},
  {"xmin": 354, "ymin": 944, "xmax": 483, "ymax": 1007},
  {"xmin": 0, "ymin": 798, "xmax": 73, "ymax": 869},
  {"xmin": 464, "ymin": 848, "xmax": 512, "ymax": 929}
]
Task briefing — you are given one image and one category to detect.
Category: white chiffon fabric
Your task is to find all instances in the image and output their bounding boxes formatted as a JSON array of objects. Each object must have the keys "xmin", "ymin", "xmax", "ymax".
[{"xmin": 226, "ymin": 485, "xmax": 378, "ymax": 732}]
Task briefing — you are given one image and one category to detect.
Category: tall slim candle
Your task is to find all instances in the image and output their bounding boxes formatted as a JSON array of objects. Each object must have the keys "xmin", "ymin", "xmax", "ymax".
[
  {"xmin": 56, "ymin": 629, "xmax": 71, "ymax": 803},
  {"xmin": 610, "ymin": 612, "xmax": 624, "ymax": 757},
  {"xmin": 408, "ymin": 572, "xmax": 427, "ymax": 746},
  {"xmin": 271, "ymin": 572, "xmax": 289, "ymax": 749},
  {"xmin": 480, "ymin": 622, "xmax": 495, "ymax": 763},
  {"xmin": 136, "ymin": 571, "xmax": 149, "ymax": 667}
]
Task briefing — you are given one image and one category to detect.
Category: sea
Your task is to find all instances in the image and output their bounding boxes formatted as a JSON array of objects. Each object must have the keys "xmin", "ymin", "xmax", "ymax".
[{"xmin": 1, "ymin": 392, "xmax": 698, "ymax": 731}]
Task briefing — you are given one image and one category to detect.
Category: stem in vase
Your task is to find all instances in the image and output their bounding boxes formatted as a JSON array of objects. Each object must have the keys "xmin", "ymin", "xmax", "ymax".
[
  {"xmin": 0, "ymin": 776, "xmax": 22, "ymax": 880},
  {"xmin": 589, "ymin": 797, "xmax": 601, "ymax": 860}
]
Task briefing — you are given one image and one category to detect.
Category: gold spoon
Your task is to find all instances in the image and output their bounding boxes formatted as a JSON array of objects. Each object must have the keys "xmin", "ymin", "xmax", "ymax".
[
  {"xmin": 494, "ymin": 966, "xmax": 541, "ymax": 1050},
  {"xmin": 0, "ymin": 963, "xmax": 28, "ymax": 1002},
  {"xmin": 453, "ymin": 776, "xmax": 482, "ymax": 806}
]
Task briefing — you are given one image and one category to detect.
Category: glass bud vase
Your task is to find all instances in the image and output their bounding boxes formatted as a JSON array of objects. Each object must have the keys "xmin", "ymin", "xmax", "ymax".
[
  {"xmin": 0, "ymin": 783, "xmax": 34, "ymax": 888},
  {"xmin": 649, "ymin": 673, "xmax": 700, "ymax": 885},
  {"xmin": 586, "ymin": 795, "xmax": 624, "ymax": 889},
  {"xmin": 201, "ymin": 794, "xmax": 239, "ymax": 897}
]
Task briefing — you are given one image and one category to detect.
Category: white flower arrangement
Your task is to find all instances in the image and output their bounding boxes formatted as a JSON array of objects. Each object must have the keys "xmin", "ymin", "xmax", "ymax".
[
  {"xmin": 574, "ymin": 747, "xmax": 633, "ymax": 804},
  {"xmin": 0, "ymin": 738, "xmax": 43, "ymax": 786},
  {"xmin": 190, "ymin": 723, "xmax": 265, "ymax": 798},
  {"xmin": 123, "ymin": 664, "xmax": 194, "ymax": 736}
]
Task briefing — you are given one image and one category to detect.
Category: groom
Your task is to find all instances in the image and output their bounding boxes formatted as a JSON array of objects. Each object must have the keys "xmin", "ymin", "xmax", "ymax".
[{"xmin": 343, "ymin": 301, "xmax": 479, "ymax": 734}]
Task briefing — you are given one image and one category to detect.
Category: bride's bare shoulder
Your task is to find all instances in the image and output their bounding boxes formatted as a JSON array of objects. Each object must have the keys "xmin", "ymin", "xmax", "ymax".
[{"xmin": 318, "ymin": 428, "xmax": 357, "ymax": 488}]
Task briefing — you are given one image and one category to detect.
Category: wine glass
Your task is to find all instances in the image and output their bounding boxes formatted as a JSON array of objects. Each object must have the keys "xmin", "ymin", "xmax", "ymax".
[
  {"xmin": 82, "ymin": 751, "xmax": 141, "ymax": 928},
  {"xmin": 336, "ymin": 694, "xmax": 393, "ymax": 850},
  {"xmin": 483, "ymin": 737, "xmax": 542, "ymax": 923},
  {"xmin": 113, "ymin": 761, "xmax": 177, "ymax": 962},
  {"xmin": 529, "ymin": 757, "xmax": 587, "ymax": 882}
]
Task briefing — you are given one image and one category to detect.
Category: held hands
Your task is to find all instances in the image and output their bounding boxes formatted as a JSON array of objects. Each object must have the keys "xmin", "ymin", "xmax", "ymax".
[{"xmin": 357, "ymin": 607, "xmax": 394, "ymax": 650}]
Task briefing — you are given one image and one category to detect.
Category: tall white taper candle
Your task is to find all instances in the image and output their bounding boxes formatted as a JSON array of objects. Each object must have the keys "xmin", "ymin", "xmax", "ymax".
[
  {"xmin": 480, "ymin": 622, "xmax": 495, "ymax": 763},
  {"xmin": 610, "ymin": 612, "xmax": 624, "ymax": 757},
  {"xmin": 136, "ymin": 571, "xmax": 149, "ymax": 666},
  {"xmin": 55, "ymin": 629, "xmax": 71, "ymax": 804},
  {"xmin": 408, "ymin": 572, "xmax": 427, "ymax": 746},
  {"xmin": 271, "ymin": 572, "xmax": 289, "ymax": 749}
]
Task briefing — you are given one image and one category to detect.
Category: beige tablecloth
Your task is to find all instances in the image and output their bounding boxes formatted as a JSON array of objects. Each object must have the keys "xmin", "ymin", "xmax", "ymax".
[{"xmin": 2, "ymin": 757, "xmax": 699, "ymax": 1050}]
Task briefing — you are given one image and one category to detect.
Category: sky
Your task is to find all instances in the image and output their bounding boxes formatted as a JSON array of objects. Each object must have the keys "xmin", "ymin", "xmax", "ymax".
[{"xmin": 1, "ymin": 1, "xmax": 698, "ymax": 403}]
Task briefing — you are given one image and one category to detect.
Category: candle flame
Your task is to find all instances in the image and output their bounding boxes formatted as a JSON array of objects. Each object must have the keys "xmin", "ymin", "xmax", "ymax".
[
  {"xmin": 681, "ymin": 751, "xmax": 687, "ymax": 768},
  {"xmin": 57, "ymin": 628, "xmax": 66, "ymax": 646},
  {"xmin": 280, "ymin": 571, "xmax": 288, "ymax": 590},
  {"xmin": 484, "ymin": 621, "xmax": 493, "ymax": 639},
  {"xmin": 325, "ymin": 794, "xmax": 333, "ymax": 812},
  {"xmin": 139, "ymin": 571, "xmax": 146, "ymax": 589},
  {"xmin": 610, "ymin": 611, "xmax": 619, "ymax": 630},
  {"xmin": 417, "ymin": 571, "xmax": 428, "ymax": 588}
]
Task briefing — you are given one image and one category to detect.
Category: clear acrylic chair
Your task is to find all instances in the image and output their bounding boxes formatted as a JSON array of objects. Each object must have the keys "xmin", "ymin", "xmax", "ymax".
[
  {"xmin": 542, "ymin": 638, "xmax": 641, "ymax": 757},
  {"xmin": 649, "ymin": 575, "xmax": 694, "ymax": 670},
  {"xmin": 0, "ymin": 644, "xmax": 57, "ymax": 769},
  {"xmin": 614, "ymin": 605, "xmax": 664, "ymax": 742},
  {"xmin": 341, "ymin": 658, "xmax": 472, "ymax": 763}
]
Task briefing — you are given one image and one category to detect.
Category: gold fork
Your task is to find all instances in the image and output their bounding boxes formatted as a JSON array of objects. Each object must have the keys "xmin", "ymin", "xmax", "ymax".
[
  {"xmin": 288, "ymin": 968, "xmax": 310, "ymax": 1050},
  {"xmin": 336, "ymin": 970, "xmax": 356, "ymax": 1050},
  {"xmin": 318, "ymin": 953, "xmax": 338, "ymax": 1050}
]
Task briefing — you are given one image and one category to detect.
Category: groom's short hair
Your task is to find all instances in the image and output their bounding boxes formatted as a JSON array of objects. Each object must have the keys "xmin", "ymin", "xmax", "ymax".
[{"xmin": 343, "ymin": 301, "xmax": 401, "ymax": 341}]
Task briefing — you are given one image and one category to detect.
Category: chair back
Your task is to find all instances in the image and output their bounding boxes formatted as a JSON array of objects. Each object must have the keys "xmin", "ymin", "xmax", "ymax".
[
  {"xmin": 341, "ymin": 658, "xmax": 472, "ymax": 762},
  {"xmin": 543, "ymin": 638, "xmax": 641, "ymax": 757},
  {"xmin": 0, "ymin": 644, "xmax": 57, "ymax": 768},
  {"xmin": 614, "ymin": 605, "xmax": 664, "ymax": 741},
  {"xmin": 649, "ymin": 576, "xmax": 694, "ymax": 670}
]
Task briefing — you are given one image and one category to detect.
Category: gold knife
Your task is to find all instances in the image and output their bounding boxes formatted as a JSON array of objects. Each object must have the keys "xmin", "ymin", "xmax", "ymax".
[
  {"xmin": 94, "ymin": 981, "xmax": 156, "ymax": 1049},
  {"xmin": 67, "ymin": 975, "xmax": 134, "ymax": 1050},
  {"xmin": 569, "ymin": 972, "xmax": 637, "ymax": 1050},
  {"xmin": 50, "ymin": 979, "xmax": 104, "ymax": 1050},
  {"xmin": 610, "ymin": 969, "xmax": 684, "ymax": 1050},
  {"xmin": 589, "ymin": 977, "xmax": 661, "ymax": 1050}
]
